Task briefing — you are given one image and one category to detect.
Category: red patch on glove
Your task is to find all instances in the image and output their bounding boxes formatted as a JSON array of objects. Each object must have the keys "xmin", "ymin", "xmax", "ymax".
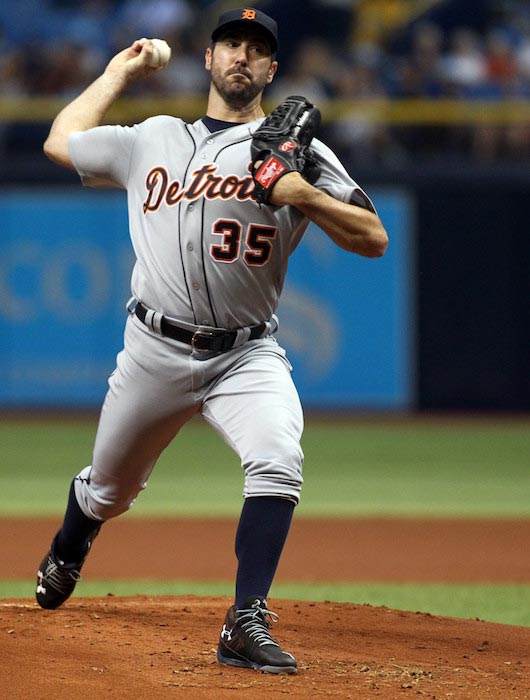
[{"xmin": 255, "ymin": 157, "xmax": 286, "ymax": 187}]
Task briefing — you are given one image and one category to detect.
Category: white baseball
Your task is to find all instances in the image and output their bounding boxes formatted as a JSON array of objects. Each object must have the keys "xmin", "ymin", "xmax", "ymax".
[{"xmin": 147, "ymin": 38, "xmax": 171, "ymax": 68}]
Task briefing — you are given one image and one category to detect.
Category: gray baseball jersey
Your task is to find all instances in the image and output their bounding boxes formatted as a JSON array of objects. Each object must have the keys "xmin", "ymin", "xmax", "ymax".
[{"xmin": 69, "ymin": 116, "xmax": 372, "ymax": 329}]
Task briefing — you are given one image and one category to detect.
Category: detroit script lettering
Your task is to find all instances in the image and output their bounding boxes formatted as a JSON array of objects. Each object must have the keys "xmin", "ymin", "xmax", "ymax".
[{"xmin": 143, "ymin": 164, "xmax": 256, "ymax": 213}]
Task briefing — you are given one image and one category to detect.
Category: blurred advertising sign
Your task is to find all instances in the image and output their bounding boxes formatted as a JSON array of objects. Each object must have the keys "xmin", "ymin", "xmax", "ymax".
[{"xmin": 0, "ymin": 188, "xmax": 413, "ymax": 409}]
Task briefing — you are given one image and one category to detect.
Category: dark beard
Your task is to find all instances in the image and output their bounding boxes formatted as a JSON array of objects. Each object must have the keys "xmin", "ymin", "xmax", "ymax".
[{"xmin": 212, "ymin": 71, "xmax": 268, "ymax": 108}]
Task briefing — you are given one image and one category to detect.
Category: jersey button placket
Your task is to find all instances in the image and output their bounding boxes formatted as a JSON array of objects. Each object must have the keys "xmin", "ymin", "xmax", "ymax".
[{"xmin": 182, "ymin": 153, "xmax": 215, "ymax": 326}]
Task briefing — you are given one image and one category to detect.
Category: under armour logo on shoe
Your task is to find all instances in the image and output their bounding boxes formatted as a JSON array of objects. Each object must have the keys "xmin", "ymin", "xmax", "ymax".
[
  {"xmin": 36, "ymin": 571, "xmax": 46, "ymax": 595},
  {"xmin": 221, "ymin": 625, "xmax": 233, "ymax": 641}
]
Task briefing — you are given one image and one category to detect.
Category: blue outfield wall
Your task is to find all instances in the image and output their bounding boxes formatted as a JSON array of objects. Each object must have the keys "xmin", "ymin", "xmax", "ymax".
[{"xmin": 0, "ymin": 188, "xmax": 414, "ymax": 409}]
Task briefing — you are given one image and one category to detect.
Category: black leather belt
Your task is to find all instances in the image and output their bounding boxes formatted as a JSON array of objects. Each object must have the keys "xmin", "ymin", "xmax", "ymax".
[{"xmin": 133, "ymin": 301, "xmax": 268, "ymax": 352}]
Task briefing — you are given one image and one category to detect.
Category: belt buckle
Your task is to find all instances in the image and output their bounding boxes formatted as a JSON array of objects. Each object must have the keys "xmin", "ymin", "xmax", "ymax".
[
  {"xmin": 191, "ymin": 328, "xmax": 217, "ymax": 352},
  {"xmin": 126, "ymin": 297, "xmax": 138, "ymax": 314}
]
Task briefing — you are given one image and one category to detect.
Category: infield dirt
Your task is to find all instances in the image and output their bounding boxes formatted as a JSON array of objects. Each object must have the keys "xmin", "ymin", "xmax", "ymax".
[{"xmin": 3, "ymin": 517, "xmax": 530, "ymax": 699}]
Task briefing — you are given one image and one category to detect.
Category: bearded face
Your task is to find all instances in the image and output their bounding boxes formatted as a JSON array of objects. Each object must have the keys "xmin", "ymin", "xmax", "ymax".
[
  {"xmin": 206, "ymin": 33, "xmax": 277, "ymax": 109},
  {"xmin": 210, "ymin": 61, "xmax": 270, "ymax": 108}
]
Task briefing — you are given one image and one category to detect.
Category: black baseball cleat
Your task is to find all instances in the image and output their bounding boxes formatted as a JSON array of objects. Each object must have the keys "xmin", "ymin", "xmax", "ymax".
[
  {"xmin": 217, "ymin": 595, "xmax": 297, "ymax": 674},
  {"xmin": 36, "ymin": 549, "xmax": 82, "ymax": 610},
  {"xmin": 36, "ymin": 530, "xmax": 100, "ymax": 610}
]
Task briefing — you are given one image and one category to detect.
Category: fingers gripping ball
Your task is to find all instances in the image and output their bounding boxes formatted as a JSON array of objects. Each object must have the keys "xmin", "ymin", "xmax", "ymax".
[
  {"xmin": 147, "ymin": 38, "xmax": 172, "ymax": 68},
  {"xmin": 251, "ymin": 95, "xmax": 321, "ymax": 205}
]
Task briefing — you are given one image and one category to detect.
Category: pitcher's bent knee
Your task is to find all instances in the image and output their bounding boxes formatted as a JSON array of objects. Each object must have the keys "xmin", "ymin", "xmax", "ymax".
[
  {"xmin": 73, "ymin": 466, "xmax": 141, "ymax": 521},
  {"xmin": 243, "ymin": 453, "xmax": 304, "ymax": 504}
]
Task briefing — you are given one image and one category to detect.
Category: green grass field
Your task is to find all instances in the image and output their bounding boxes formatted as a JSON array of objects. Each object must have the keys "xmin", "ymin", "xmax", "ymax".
[
  {"xmin": 3, "ymin": 415, "xmax": 530, "ymax": 517},
  {"xmin": 2, "ymin": 415, "xmax": 530, "ymax": 624}
]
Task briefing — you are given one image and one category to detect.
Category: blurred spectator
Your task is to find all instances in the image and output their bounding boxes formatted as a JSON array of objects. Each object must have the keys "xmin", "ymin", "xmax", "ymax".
[
  {"xmin": 0, "ymin": 25, "xmax": 26, "ymax": 97},
  {"xmin": 515, "ymin": 34, "xmax": 530, "ymax": 80},
  {"xmin": 485, "ymin": 29, "xmax": 517, "ymax": 83},
  {"xmin": 113, "ymin": 0, "xmax": 193, "ymax": 45},
  {"xmin": 19, "ymin": 41, "xmax": 98, "ymax": 96},
  {"xmin": 58, "ymin": 0, "xmax": 120, "ymax": 58},
  {"xmin": 269, "ymin": 37, "xmax": 337, "ymax": 102},
  {"xmin": 160, "ymin": 29, "xmax": 210, "ymax": 96},
  {"xmin": 440, "ymin": 28, "xmax": 487, "ymax": 96},
  {"xmin": 325, "ymin": 45, "xmax": 407, "ymax": 167},
  {"xmin": 390, "ymin": 21, "xmax": 445, "ymax": 97},
  {"xmin": 472, "ymin": 27, "xmax": 530, "ymax": 161}
]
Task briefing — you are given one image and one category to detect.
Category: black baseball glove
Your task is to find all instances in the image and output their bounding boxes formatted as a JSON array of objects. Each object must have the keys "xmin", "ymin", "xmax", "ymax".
[{"xmin": 251, "ymin": 95, "xmax": 321, "ymax": 205}]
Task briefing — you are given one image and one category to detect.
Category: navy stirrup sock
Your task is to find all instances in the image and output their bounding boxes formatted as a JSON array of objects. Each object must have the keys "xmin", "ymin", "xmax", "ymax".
[
  {"xmin": 235, "ymin": 496, "xmax": 295, "ymax": 608},
  {"xmin": 54, "ymin": 480, "xmax": 102, "ymax": 566}
]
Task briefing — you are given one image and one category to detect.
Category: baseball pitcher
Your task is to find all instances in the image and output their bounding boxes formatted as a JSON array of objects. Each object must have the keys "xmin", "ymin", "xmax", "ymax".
[{"xmin": 35, "ymin": 7, "xmax": 388, "ymax": 674}]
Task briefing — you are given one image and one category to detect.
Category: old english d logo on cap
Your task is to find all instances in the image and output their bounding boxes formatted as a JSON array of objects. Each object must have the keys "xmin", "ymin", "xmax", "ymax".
[{"xmin": 211, "ymin": 8, "xmax": 279, "ymax": 52}]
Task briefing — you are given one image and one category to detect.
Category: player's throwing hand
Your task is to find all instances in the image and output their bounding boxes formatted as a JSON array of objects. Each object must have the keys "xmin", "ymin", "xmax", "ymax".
[{"xmin": 105, "ymin": 38, "xmax": 172, "ymax": 82}]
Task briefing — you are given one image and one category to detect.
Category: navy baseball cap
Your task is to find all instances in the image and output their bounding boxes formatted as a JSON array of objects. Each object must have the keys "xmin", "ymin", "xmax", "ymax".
[{"xmin": 211, "ymin": 8, "xmax": 279, "ymax": 53}]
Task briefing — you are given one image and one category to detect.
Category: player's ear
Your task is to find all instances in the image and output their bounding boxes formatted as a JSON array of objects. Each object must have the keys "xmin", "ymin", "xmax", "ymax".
[
  {"xmin": 267, "ymin": 60, "xmax": 278, "ymax": 84},
  {"xmin": 205, "ymin": 46, "xmax": 212, "ymax": 71}
]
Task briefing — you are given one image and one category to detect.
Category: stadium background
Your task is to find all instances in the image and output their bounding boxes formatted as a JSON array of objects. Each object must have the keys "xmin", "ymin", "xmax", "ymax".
[{"xmin": 1, "ymin": 0, "xmax": 530, "ymax": 409}]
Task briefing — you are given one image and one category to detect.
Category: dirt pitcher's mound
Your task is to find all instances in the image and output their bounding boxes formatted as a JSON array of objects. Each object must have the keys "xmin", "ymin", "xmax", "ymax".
[{"xmin": 3, "ymin": 596, "xmax": 529, "ymax": 700}]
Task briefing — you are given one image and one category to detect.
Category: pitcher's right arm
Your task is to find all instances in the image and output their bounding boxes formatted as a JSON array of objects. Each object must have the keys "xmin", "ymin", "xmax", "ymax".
[{"xmin": 43, "ymin": 39, "xmax": 164, "ymax": 169}]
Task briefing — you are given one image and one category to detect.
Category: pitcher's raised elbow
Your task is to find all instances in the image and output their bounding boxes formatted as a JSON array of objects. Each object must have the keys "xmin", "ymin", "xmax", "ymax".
[
  {"xmin": 374, "ymin": 235, "xmax": 389, "ymax": 257},
  {"xmin": 43, "ymin": 136, "xmax": 62, "ymax": 164},
  {"xmin": 43, "ymin": 136, "xmax": 74, "ymax": 169},
  {"xmin": 366, "ymin": 229, "xmax": 389, "ymax": 258}
]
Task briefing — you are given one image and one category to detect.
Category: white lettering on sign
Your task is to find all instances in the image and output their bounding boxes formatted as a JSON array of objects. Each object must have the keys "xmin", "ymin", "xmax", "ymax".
[{"xmin": 0, "ymin": 241, "xmax": 127, "ymax": 323}]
